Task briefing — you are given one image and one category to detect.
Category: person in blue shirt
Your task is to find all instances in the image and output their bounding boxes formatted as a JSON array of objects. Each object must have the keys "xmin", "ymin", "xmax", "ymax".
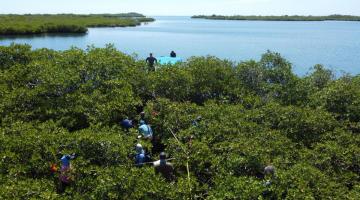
[
  {"xmin": 58, "ymin": 153, "xmax": 76, "ymax": 192},
  {"xmin": 135, "ymin": 143, "xmax": 146, "ymax": 166},
  {"xmin": 121, "ymin": 117, "xmax": 133, "ymax": 130},
  {"xmin": 138, "ymin": 120, "xmax": 153, "ymax": 140}
]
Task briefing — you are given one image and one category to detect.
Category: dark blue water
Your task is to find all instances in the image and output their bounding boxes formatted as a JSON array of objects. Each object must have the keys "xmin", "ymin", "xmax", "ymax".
[{"xmin": 1, "ymin": 16, "xmax": 360, "ymax": 75}]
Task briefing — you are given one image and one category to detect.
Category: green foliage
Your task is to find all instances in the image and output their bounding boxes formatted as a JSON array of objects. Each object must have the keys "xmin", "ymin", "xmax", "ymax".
[
  {"xmin": 150, "ymin": 66, "xmax": 193, "ymax": 102},
  {"xmin": 1, "ymin": 44, "xmax": 359, "ymax": 199},
  {"xmin": 208, "ymin": 176, "xmax": 263, "ymax": 199},
  {"xmin": 251, "ymin": 103, "xmax": 338, "ymax": 146},
  {"xmin": 0, "ymin": 14, "xmax": 154, "ymax": 35},
  {"xmin": 307, "ymin": 64, "xmax": 334, "ymax": 90},
  {"xmin": 312, "ymin": 77, "xmax": 360, "ymax": 123},
  {"xmin": 0, "ymin": 178, "xmax": 57, "ymax": 199},
  {"xmin": 0, "ymin": 43, "xmax": 32, "ymax": 70}
]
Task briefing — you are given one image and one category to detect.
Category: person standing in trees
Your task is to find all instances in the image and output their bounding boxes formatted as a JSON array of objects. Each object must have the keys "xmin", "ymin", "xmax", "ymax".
[
  {"xmin": 146, "ymin": 53, "xmax": 157, "ymax": 71},
  {"xmin": 140, "ymin": 111, "xmax": 148, "ymax": 124},
  {"xmin": 135, "ymin": 143, "xmax": 146, "ymax": 166},
  {"xmin": 262, "ymin": 164, "xmax": 277, "ymax": 199},
  {"xmin": 138, "ymin": 120, "xmax": 153, "ymax": 140},
  {"xmin": 264, "ymin": 165, "xmax": 276, "ymax": 186},
  {"xmin": 154, "ymin": 152, "xmax": 175, "ymax": 181},
  {"xmin": 59, "ymin": 153, "xmax": 76, "ymax": 192}
]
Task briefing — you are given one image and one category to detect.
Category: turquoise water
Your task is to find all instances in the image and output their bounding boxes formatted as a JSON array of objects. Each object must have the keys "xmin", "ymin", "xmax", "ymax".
[{"xmin": 1, "ymin": 16, "xmax": 360, "ymax": 75}]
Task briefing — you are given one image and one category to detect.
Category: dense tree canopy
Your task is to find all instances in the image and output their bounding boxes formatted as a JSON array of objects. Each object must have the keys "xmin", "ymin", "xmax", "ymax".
[
  {"xmin": 0, "ymin": 44, "xmax": 359, "ymax": 199},
  {"xmin": 0, "ymin": 14, "xmax": 154, "ymax": 35}
]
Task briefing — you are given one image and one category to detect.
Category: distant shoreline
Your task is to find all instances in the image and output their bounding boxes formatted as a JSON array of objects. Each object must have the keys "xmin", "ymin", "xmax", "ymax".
[
  {"xmin": 192, "ymin": 14, "xmax": 360, "ymax": 21},
  {"xmin": 0, "ymin": 13, "xmax": 155, "ymax": 35}
]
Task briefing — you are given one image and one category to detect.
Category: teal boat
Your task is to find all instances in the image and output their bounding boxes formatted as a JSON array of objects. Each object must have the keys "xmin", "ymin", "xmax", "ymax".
[{"xmin": 157, "ymin": 56, "xmax": 183, "ymax": 65}]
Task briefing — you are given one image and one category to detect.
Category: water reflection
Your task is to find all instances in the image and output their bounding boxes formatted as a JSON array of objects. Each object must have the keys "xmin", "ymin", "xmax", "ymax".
[{"xmin": 0, "ymin": 32, "xmax": 87, "ymax": 40}]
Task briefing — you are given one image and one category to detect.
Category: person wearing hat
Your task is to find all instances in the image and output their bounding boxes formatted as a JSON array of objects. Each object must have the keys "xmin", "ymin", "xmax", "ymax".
[
  {"xmin": 135, "ymin": 144, "xmax": 146, "ymax": 166},
  {"xmin": 153, "ymin": 152, "xmax": 174, "ymax": 181},
  {"xmin": 138, "ymin": 120, "xmax": 153, "ymax": 140}
]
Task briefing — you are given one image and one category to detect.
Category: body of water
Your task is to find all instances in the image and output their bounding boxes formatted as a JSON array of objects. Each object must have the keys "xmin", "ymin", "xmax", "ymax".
[{"xmin": 1, "ymin": 16, "xmax": 360, "ymax": 75}]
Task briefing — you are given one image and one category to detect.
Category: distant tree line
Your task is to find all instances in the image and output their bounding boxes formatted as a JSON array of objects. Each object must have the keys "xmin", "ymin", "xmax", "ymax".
[
  {"xmin": 192, "ymin": 14, "xmax": 360, "ymax": 21},
  {"xmin": 0, "ymin": 13, "xmax": 154, "ymax": 35}
]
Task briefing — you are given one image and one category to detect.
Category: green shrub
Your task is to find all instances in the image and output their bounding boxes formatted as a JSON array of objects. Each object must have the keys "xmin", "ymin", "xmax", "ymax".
[{"xmin": 0, "ymin": 44, "xmax": 359, "ymax": 199}]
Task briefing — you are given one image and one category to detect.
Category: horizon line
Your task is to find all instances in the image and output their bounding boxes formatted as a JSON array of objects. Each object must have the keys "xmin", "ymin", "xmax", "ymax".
[{"xmin": 1, "ymin": 13, "xmax": 360, "ymax": 17}]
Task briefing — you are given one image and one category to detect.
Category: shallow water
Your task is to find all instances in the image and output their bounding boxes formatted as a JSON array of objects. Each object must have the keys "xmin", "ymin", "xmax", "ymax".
[{"xmin": 1, "ymin": 16, "xmax": 360, "ymax": 75}]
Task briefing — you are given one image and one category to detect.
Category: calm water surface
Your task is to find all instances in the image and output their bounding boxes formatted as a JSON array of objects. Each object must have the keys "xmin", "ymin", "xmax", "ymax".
[{"xmin": 1, "ymin": 16, "xmax": 360, "ymax": 75}]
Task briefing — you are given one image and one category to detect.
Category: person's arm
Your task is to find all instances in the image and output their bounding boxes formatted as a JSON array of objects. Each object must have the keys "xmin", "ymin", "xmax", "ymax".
[
  {"xmin": 70, "ymin": 153, "xmax": 76, "ymax": 160},
  {"xmin": 147, "ymin": 125, "xmax": 153, "ymax": 135}
]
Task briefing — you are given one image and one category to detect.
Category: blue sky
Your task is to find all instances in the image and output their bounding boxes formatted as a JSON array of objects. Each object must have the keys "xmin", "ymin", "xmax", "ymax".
[{"xmin": 1, "ymin": 0, "xmax": 359, "ymax": 16}]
